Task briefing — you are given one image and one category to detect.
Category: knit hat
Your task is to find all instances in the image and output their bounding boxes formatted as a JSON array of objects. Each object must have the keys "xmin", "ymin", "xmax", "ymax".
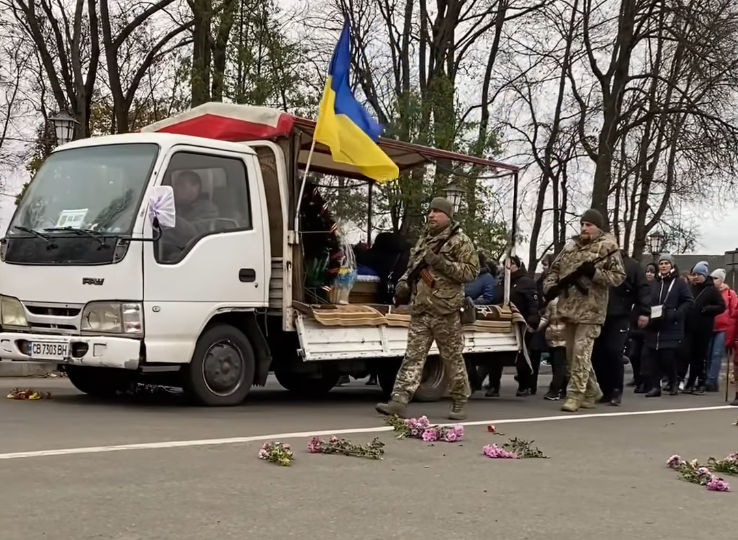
[
  {"xmin": 711, "ymin": 268, "xmax": 726, "ymax": 281},
  {"xmin": 580, "ymin": 208, "xmax": 605, "ymax": 230},
  {"xmin": 658, "ymin": 254, "xmax": 675, "ymax": 265},
  {"xmin": 691, "ymin": 261, "xmax": 709, "ymax": 276},
  {"xmin": 429, "ymin": 197, "xmax": 453, "ymax": 218}
]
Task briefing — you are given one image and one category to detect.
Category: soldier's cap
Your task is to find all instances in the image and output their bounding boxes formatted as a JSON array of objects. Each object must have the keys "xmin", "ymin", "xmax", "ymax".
[
  {"xmin": 429, "ymin": 197, "xmax": 453, "ymax": 218},
  {"xmin": 580, "ymin": 208, "xmax": 605, "ymax": 230}
]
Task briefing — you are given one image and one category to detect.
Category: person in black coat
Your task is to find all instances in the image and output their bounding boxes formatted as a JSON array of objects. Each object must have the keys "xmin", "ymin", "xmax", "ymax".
[
  {"xmin": 592, "ymin": 254, "xmax": 651, "ymax": 405},
  {"xmin": 494, "ymin": 256, "xmax": 541, "ymax": 396},
  {"xmin": 630, "ymin": 262, "xmax": 657, "ymax": 392},
  {"xmin": 643, "ymin": 255, "xmax": 693, "ymax": 397},
  {"xmin": 355, "ymin": 232, "xmax": 411, "ymax": 304},
  {"xmin": 678, "ymin": 261, "xmax": 725, "ymax": 393}
]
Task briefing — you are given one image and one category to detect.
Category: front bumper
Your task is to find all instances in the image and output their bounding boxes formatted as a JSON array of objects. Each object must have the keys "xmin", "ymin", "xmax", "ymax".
[{"xmin": 0, "ymin": 332, "xmax": 141, "ymax": 370}]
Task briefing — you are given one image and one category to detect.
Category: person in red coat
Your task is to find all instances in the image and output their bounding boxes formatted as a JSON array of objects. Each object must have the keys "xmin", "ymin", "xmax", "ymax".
[{"xmin": 706, "ymin": 269, "xmax": 738, "ymax": 392}]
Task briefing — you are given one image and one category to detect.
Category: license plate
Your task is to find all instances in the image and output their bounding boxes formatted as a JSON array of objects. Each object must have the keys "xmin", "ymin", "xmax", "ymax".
[{"xmin": 29, "ymin": 341, "xmax": 69, "ymax": 360}]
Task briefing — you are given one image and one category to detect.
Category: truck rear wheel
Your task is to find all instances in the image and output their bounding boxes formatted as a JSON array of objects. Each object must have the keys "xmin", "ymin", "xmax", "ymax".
[
  {"xmin": 274, "ymin": 368, "xmax": 339, "ymax": 398},
  {"xmin": 66, "ymin": 366, "xmax": 132, "ymax": 398},
  {"xmin": 184, "ymin": 324, "xmax": 255, "ymax": 406},
  {"xmin": 377, "ymin": 361, "xmax": 401, "ymax": 398},
  {"xmin": 413, "ymin": 356, "xmax": 448, "ymax": 402}
]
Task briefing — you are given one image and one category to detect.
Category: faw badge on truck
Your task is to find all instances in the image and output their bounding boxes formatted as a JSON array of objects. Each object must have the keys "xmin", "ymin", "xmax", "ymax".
[{"xmin": 82, "ymin": 277, "xmax": 104, "ymax": 285}]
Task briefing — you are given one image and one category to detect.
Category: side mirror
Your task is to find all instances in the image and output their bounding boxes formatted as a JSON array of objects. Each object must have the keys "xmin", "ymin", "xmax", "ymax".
[{"xmin": 148, "ymin": 186, "xmax": 176, "ymax": 229}]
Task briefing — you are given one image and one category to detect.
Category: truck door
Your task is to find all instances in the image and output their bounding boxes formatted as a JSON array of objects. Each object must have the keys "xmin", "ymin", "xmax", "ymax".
[{"xmin": 142, "ymin": 146, "xmax": 268, "ymax": 363}]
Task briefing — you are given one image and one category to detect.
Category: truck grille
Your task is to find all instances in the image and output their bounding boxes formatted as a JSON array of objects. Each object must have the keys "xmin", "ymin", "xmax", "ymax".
[
  {"xmin": 22, "ymin": 301, "xmax": 83, "ymax": 334},
  {"xmin": 25, "ymin": 305, "xmax": 82, "ymax": 317}
]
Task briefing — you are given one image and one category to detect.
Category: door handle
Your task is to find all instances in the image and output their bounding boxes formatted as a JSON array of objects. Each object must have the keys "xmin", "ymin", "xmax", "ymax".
[{"xmin": 239, "ymin": 268, "xmax": 256, "ymax": 282}]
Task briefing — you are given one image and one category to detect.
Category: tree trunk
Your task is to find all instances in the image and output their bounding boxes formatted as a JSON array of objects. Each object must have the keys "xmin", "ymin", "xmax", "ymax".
[
  {"xmin": 211, "ymin": 0, "xmax": 238, "ymax": 101},
  {"xmin": 191, "ymin": 0, "xmax": 213, "ymax": 106}
]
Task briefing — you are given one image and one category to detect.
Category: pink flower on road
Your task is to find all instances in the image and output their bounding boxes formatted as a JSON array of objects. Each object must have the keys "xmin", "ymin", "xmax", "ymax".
[
  {"xmin": 482, "ymin": 444, "xmax": 517, "ymax": 459},
  {"xmin": 443, "ymin": 431, "xmax": 458, "ymax": 442},
  {"xmin": 307, "ymin": 437, "xmax": 322, "ymax": 453},
  {"xmin": 707, "ymin": 477, "xmax": 731, "ymax": 492},
  {"xmin": 666, "ymin": 455, "xmax": 683, "ymax": 469},
  {"xmin": 422, "ymin": 428, "xmax": 438, "ymax": 442}
]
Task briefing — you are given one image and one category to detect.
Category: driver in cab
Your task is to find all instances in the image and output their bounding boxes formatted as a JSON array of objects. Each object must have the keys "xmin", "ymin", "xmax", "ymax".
[
  {"xmin": 160, "ymin": 171, "xmax": 219, "ymax": 261},
  {"xmin": 173, "ymin": 171, "xmax": 219, "ymax": 223}
]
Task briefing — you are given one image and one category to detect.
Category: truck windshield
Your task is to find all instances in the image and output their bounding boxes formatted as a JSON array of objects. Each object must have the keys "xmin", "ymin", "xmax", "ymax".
[{"xmin": 5, "ymin": 143, "xmax": 158, "ymax": 265}]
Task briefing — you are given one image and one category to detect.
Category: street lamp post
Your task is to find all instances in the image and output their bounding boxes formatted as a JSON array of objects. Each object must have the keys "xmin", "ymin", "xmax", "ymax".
[
  {"xmin": 647, "ymin": 231, "xmax": 666, "ymax": 262},
  {"xmin": 49, "ymin": 110, "xmax": 79, "ymax": 146},
  {"xmin": 443, "ymin": 181, "xmax": 465, "ymax": 214}
]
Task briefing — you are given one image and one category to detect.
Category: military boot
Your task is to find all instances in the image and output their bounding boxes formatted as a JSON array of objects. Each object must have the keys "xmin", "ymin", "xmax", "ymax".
[
  {"xmin": 561, "ymin": 397, "xmax": 579, "ymax": 412},
  {"xmin": 580, "ymin": 389, "xmax": 603, "ymax": 409},
  {"xmin": 375, "ymin": 398, "xmax": 407, "ymax": 417},
  {"xmin": 448, "ymin": 402, "xmax": 467, "ymax": 421},
  {"xmin": 579, "ymin": 398, "xmax": 597, "ymax": 409}
]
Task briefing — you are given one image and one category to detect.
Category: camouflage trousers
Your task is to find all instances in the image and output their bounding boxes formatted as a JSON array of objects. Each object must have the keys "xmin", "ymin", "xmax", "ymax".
[
  {"xmin": 563, "ymin": 323, "xmax": 602, "ymax": 401},
  {"xmin": 391, "ymin": 311, "xmax": 471, "ymax": 405}
]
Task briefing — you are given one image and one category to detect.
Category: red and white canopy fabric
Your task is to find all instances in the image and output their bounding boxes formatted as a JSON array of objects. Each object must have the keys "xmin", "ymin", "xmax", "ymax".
[
  {"xmin": 141, "ymin": 102, "xmax": 520, "ymax": 181},
  {"xmin": 140, "ymin": 103, "xmax": 295, "ymax": 141}
]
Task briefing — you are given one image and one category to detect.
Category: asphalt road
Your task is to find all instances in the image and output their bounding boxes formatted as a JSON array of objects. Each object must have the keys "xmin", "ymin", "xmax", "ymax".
[{"xmin": 1, "ymin": 373, "xmax": 737, "ymax": 540}]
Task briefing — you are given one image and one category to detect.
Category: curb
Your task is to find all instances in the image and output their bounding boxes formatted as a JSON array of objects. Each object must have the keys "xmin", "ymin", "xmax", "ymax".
[{"xmin": 0, "ymin": 362, "xmax": 55, "ymax": 377}]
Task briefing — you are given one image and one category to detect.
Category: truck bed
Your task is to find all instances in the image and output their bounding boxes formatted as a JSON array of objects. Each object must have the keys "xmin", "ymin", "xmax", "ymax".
[{"xmin": 293, "ymin": 302, "xmax": 523, "ymax": 361}]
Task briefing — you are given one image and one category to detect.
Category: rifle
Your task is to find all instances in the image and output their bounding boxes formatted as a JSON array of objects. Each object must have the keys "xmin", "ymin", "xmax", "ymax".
[
  {"xmin": 402, "ymin": 225, "xmax": 460, "ymax": 295},
  {"xmin": 544, "ymin": 248, "xmax": 620, "ymax": 306}
]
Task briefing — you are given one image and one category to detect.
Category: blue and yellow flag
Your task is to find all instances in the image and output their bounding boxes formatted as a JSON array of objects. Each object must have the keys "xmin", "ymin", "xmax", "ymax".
[{"xmin": 314, "ymin": 22, "xmax": 399, "ymax": 182}]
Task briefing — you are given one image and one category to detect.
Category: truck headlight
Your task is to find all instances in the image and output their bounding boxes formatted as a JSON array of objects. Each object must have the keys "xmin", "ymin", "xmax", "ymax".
[
  {"xmin": 81, "ymin": 302, "xmax": 143, "ymax": 335},
  {"xmin": 0, "ymin": 296, "xmax": 29, "ymax": 328}
]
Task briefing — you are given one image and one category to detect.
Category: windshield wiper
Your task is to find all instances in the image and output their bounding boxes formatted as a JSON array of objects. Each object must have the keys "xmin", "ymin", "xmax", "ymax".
[
  {"xmin": 13, "ymin": 226, "xmax": 52, "ymax": 242},
  {"xmin": 45, "ymin": 227, "xmax": 108, "ymax": 247}
]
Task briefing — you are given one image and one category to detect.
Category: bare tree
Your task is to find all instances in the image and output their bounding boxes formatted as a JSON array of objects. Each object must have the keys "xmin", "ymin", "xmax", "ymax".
[
  {"xmin": 99, "ymin": 0, "xmax": 191, "ymax": 132},
  {"xmin": 607, "ymin": 0, "xmax": 738, "ymax": 258},
  {"xmin": 5, "ymin": 0, "xmax": 100, "ymax": 137}
]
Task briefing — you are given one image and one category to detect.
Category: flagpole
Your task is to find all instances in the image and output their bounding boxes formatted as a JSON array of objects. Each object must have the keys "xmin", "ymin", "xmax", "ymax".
[{"xmin": 294, "ymin": 137, "xmax": 317, "ymax": 239}]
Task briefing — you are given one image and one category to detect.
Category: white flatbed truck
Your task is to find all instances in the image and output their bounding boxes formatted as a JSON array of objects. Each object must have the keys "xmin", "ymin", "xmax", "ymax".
[{"xmin": 0, "ymin": 103, "xmax": 523, "ymax": 405}]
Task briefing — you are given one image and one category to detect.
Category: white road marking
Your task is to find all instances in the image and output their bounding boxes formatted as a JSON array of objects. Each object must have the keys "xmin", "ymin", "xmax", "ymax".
[{"xmin": 0, "ymin": 405, "xmax": 733, "ymax": 461}]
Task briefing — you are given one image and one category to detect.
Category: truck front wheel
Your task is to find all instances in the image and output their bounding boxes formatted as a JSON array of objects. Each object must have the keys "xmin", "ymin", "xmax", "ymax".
[{"xmin": 184, "ymin": 324, "xmax": 255, "ymax": 406}]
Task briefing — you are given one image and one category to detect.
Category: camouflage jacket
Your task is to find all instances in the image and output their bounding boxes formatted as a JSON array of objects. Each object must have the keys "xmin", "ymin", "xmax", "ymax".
[
  {"xmin": 399, "ymin": 223, "xmax": 479, "ymax": 316},
  {"xmin": 543, "ymin": 231, "xmax": 625, "ymax": 325},
  {"xmin": 542, "ymin": 298, "xmax": 566, "ymax": 348}
]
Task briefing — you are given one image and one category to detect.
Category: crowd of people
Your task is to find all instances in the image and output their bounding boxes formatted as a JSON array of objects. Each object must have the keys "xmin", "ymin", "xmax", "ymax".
[{"xmin": 374, "ymin": 197, "xmax": 738, "ymax": 420}]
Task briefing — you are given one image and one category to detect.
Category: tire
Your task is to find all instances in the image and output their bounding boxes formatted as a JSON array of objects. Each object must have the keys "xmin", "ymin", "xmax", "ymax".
[
  {"xmin": 413, "ymin": 356, "xmax": 448, "ymax": 402},
  {"xmin": 377, "ymin": 360, "xmax": 401, "ymax": 398},
  {"xmin": 66, "ymin": 366, "xmax": 132, "ymax": 398},
  {"xmin": 184, "ymin": 324, "xmax": 255, "ymax": 406},
  {"xmin": 274, "ymin": 368, "xmax": 339, "ymax": 398}
]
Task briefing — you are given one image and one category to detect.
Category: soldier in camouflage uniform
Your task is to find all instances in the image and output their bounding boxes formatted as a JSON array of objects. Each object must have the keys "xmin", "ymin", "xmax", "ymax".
[
  {"xmin": 376, "ymin": 197, "xmax": 479, "ymax": 420},
  {"xmin": 543, "ymin": 209, "xmax": 625, "ymax": 412}
]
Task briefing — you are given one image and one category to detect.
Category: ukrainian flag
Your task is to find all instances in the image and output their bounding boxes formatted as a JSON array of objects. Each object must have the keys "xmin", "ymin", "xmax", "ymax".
[{"xmin": 314, "ymin": 22, "xmax": 399, "ymax": 182}]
